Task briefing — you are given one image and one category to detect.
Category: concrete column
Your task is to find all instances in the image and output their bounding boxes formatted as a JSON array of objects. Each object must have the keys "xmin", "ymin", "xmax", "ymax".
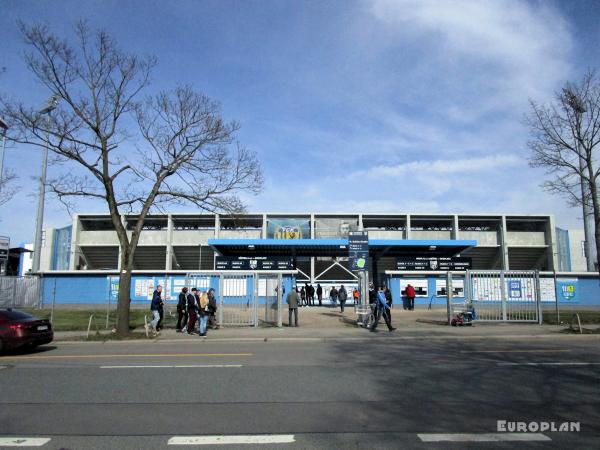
[
  {"xmin": 69, "ymin": 214, "xmax": 80, "ymax": 270},
  {"xmin": 546, "ymin": 215, "xmax": 558, "ymax": 271},
  {"xmin": 405, "ymin": 215, "xmax": 411, "ymax": 240},
  {"xmin": 262, "ymin": 213, "xmax": 267, "ymax": 239},
  {"xmin": 310, "ymin": 213, "xmax": 315, "ymax": 239},
  {"xmin": 165, "ymin": 214, "xmax": 173, "ymax": 271},
  {"xmin": 215, "ymin": 214, "xmax": 220, "ymax": 238},
  {"xmin": 358, "ymin": 214, "xmax": 364, "ymax": 231},
  {"xmin": 500, "ymin": 215, "xmax": 509, "ymax": 270},
  {"xmin": 453, "ymin": 215, "xmax": 460, "ymax": 240}
]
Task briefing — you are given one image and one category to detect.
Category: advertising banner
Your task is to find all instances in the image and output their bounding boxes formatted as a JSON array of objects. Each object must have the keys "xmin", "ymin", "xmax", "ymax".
[
  {"xmin": 396, "ymin": 257, "xmax": 471, "ymax": 271},
  {"xmin": 557, "ymin": 278, "xmax": 578, "ymax": 302},
  {"xmin": 267, "ymin": 218, "xmax": 310, "ymax": 239},
  {"xmin": 348, "ymin": 231, "xmax": 369, "ymax": 271}
]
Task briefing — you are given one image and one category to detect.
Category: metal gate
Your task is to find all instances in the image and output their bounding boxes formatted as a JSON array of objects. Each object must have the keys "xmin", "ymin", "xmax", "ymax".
[
  {"xmin": 467, "ymin": 270, "xmax": 541, "ymax": 323},
  {"xmin": 258, "ymin": 273, "xmax": 282, "ymax": 327},
  {"xmin": 0, "ymin": 276, "xmax": 42, "ymax": 308},
  {"xmin": 186, "ymin": 272, "xmax": 283, "ymax": 327}
]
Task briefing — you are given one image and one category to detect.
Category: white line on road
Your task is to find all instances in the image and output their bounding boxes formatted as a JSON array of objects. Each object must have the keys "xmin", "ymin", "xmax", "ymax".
[
  {"xmin": 168, "ymin": 435, "xmax": 295, "ymax": 445},
  {"xmin": 0, "ymin": 437, "xmax": 51, "ymax": 447},
  {"xmin": 497, "ymin": 362, "xmax": 600, "ymax": 366},
  {"xmin": 418, "ymin": 433, "xmax": 550, "ymax": 442},
  {"xmin": 100, "ymin": 364, "xmax": 243, "ymax": 369}
]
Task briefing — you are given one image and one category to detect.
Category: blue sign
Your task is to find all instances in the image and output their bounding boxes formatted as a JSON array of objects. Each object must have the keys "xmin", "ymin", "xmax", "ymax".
[
  {"xmin": 508, "ymin": 280, "xmax": 522, "ymax": 299},
  {"xmin": 557, "ymin": 279, "xmax": 577, "ymax": 302}
]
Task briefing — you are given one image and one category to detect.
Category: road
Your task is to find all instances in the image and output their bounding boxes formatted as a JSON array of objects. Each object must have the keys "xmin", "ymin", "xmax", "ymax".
[{"xmin": 1, "ymin": 334, "xmax": 599, "ymax": 449}]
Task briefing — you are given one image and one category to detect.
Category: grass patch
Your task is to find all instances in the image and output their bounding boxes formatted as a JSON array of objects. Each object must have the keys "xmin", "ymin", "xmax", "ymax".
[
  {"xmin": 19, "ymin": 308, "xmax": 171, "ymax": 332},
  {"xmin": 543, "ymin": 310, "xmax": 600, "ymax": 326}
]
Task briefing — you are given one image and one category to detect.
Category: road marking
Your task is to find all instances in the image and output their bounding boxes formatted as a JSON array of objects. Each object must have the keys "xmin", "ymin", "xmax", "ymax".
[
  {"xmin": 498, "ymin": 362, "xmax": 600, "ymax": 366},
  {"xmin": 0, "ymin": 353, "xmax": 252, "ymax": 360},
  {"xmin": 0, "ymin": 366, "xmax": 7, "ymax": 370},
  {"xmin": 418, "ymin": 433, "xmax": 550, "ymax": 442},
  {"xmin": 168, "ymin": 435, "xmax": 296, "ymax": 445},
  {"xmin": 0, "ymin": 437, "xmax": 51, "ymax": 446},
  {"xmin": 100, "ymin": 364, "xmax": 243, "ymax": 369},
  {"xmin": 462, "ymin": 349, "xmax": 570, "ymax": 353}
]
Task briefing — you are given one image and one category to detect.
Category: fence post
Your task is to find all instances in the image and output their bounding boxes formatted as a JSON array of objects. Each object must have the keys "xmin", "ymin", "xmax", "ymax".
[
  {"xmin": 277, "ymin": 274, "xmax": 283, "ymax": 328},
  {"xmin": 254, "ymin": 273, "xmax": 259, "ymax": 328},
  {"xmin": 535, "ymin": 270, "xmax": 543, "ymax": 326},
  {"xmin": 500, "ymin": 270, "xmax": 507, "ymax": 321},
  {"xmin": 50, "ymin": 279, "xmax": 56, "ymax": 324},
  {"xmin": 446, "ymin": 271, "xmax": 453, "ymax": 325},
  {"xmin": 553, "ymin": 270, "xmax": 559, "ymax": 326},
  {"xmin": 218, "ymin": 275, "xmax": 224, "ymax": 327},
  {"xmin": 12, "ymin": 277, "xmax": 17, "ymax": 308}
]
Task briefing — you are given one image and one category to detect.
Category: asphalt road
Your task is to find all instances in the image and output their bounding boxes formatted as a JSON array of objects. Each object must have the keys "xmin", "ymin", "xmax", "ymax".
[{"xmin": 0, "ymin": 335, "xmax": 599, "ymax": 449}]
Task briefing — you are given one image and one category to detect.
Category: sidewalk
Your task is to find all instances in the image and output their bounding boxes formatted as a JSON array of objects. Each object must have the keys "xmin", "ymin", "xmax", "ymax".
[{"xmin": 53, "ymin": 306, "xmax": 600, "ymax": 342}]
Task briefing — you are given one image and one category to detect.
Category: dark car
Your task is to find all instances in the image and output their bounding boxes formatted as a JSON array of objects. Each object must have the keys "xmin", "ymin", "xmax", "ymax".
[{"xmin": 0, "ymin": 308, "xmax": 53, "ymax": 352}]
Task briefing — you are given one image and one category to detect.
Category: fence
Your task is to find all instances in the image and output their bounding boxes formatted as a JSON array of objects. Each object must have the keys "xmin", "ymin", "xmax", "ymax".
[
  {"xmin": 455, "ymin": 270, "xmax": 542, "ymax": 323},
  {"xmin": 0, "ymin": 276, "xmax": 42, "ymax": 308},
  {"xmin": 186, "ymin": 272, "xmax": 283, "ymax": 327}
]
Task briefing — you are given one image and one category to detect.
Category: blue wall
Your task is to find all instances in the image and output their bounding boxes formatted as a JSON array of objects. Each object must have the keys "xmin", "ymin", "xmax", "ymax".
[
  {"xmin": 42, "ymin": 273, "xmax": 297, "ymax": 305},
  {"xmin": 387, "ymin": 275, "xmax": 600, "ymax": 307}
]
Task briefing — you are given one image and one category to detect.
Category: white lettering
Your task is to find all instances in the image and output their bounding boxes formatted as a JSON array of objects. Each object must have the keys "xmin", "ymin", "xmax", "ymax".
[
  {"xmin": 497, "ymin": 420, "xmax": 507, "ymax": 432},
  {"xmin": 540, "ymin": 422, "xmax": 550, "ymax": 432},
  {"xmin": 570, "ymin": 422, "xmax": 581, "ymax": 432},
  {"xmin": 517, "ymin": 423, "xmax": 527, "ymax": 432},
  {"xmin": 528, "ymin": 422, "xmax": 539, "ymax": 432}
]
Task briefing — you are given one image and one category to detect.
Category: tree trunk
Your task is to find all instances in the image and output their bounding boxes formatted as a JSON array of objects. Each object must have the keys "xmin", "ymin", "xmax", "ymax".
[
  {"xmin": 589, "ymin": 178, "xmax": 600, "ymax": 277},
  {"xmin": 116, "ymin": 249, "xmax": 132, "ymax": 336}
]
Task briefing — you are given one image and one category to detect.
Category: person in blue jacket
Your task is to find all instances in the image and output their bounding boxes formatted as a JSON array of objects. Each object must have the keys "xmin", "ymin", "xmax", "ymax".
[
  {"xmin": 147, "ymin": 285, "xmax": 163, "ymax": 336},
  {"xmin": 370, "ymin": 285, "xmax": 396, "ymax": 332}
]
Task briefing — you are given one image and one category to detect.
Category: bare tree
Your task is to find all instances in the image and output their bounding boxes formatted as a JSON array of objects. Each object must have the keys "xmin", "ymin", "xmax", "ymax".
[
  {"xmin": 0, "ymin": 170, "xmax": 18, "ymax": 207},
  {"xmin": 527, "ymin": 70, "xmax": 600, "ymax": 275},
  {"xmin": 1, "ymin": 22, "xmax": 262, "ymax": 334}
]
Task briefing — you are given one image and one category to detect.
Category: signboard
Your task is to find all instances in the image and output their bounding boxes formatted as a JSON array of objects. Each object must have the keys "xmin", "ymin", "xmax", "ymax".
[
  {"xmin": 508, "ymin": 280, "xmax": 522, "ymax": 299},
  {"xmin": 396, "ymin": 257, "xmax": 471, "ymax": 271},
  {"xmin": 540, "ymin": 278, "xmax": 556, "ymax": 302},
  {"xmin": 348, "ymin": 231, "xmax": 369, "ymax": 271},
  {"xmin": 215, "ymin": 256, "xmax": 294, "ymax": 271},
  {"xmin": 0, "ymin": 236, "xmax": 9, "ymax": 261},
  {"xmin": 557, "ymin": 278, "xmax": 578, "ymax": 302}
]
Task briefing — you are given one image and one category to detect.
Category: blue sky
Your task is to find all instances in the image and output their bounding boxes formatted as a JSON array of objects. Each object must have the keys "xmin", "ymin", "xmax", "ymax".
[{"xmin": 1, "ymin": 0, "xmax": 600, "ymax": 244}]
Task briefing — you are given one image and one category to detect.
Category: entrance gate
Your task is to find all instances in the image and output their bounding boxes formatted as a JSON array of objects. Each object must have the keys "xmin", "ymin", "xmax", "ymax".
[
  {"xmin": 186, "ymin": 272, "xmax": 283, "ymax": 327},
  {"xmin": 465, "ymin": 270, "xmax": 542, "ymax": 323}
]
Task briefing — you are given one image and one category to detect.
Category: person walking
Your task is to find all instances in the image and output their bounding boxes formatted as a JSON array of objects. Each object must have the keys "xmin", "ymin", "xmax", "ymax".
[
  {"xmin": 176, "ymin": 287, "xmax": 188, "ymax": 332},
  {"xmin": 406, "ymin": 284, "xmax": 416, "ymax": 311},
  {"xmin": 316, "ymin": 284, "xmax": 323, "ymax": 306},
  {"xmin": 186, "ymin": 288, "xmax": 199, "ymax": 335},
  {"xmin": 384, "ymin": 286, "xmax": 393, "ymax": 321},
  {"xmin": 207, "ymin": 288, "xmax": 219, "ymax": 330},
  {"xmin": 353, "ymin": 288, "xmax": 360, "ymax": 305},
  {"xmin": 286, "ymin": 286, "xmax": 299, "ymax": 327},
  {"xmin": 370, "ymin": 286, "xmax": 396, "ymax": 332},
  {"xmin": 329, "ymin": 286, "xmax": 338, "ymax": 308},
  {"xmin": 146, "ymin": 285, "xmax": 162, "ymax": 336},
  {"xmin": 198, "ymin": 291, "xmax": 211, "ymax": 337},
  {"xmin": 368, "ymin": 282, "xmax": 376, "ymax": 305},
  {"xmin": 300, "ymin": 286, "xmax": 306, "ymax": 307},
  {"xmin": 308, "ymin": 284, "xmax": 315, "ymax": 306},
  {"xmin": 338, "ymin": 285, "xmax": 348, "ymax": 313}
]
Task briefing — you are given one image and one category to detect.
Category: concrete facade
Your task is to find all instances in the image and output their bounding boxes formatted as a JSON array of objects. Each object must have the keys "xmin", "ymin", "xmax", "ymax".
[{"xmin": 28, "ymin": 213, "xmax": 563, "ymax": 282}]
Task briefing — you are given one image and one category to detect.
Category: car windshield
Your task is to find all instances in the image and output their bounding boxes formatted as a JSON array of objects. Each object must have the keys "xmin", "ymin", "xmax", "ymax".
[{"xmin": 0, "ymin": 309, "xmax": 36, "ymax": 320}]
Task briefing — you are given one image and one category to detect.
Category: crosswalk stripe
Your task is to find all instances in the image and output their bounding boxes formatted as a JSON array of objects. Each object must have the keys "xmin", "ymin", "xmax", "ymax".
[
  {"xmin": 168, "ymin": 435, "xmax": 296, "ymax": 445},
  {"xmin": 0, "ymin": 437, "xmax": 51, "ymax": 447},
  {"xmin": 418, "ymin": 433, "xmax": 551, "ymax": 442}
]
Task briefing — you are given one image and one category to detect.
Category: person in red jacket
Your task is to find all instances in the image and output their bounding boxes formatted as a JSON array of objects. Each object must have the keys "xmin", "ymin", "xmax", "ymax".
[{"xmin": 406, "ymin": 284, "xmax": 416, "ymax": 311}]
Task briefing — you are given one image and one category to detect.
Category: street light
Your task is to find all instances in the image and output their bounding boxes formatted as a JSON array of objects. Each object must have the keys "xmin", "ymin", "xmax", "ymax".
[
  {"xmin": 32, "ymin": 95, "xmax": 60, "ymax": 273},
  {"xmin": 563, "ymin": 88, "xmax": 596, "ymax": 272}
]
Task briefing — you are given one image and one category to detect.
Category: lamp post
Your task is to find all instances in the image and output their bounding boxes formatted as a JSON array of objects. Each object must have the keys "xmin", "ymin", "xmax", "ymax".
[
  {"xmin": 32, "ymin": 95, "xmax": 60, "ymax": 274},
  {"xmin": 564, "ymin": 89, "xmax": 596, "ymax": 272}
]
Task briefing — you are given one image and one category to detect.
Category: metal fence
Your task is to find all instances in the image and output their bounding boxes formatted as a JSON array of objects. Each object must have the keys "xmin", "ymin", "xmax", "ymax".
[
  {"xmin": 186, "ymin": 272, "xmax": 283, "ymax": 327},
  {"xmin": 0, "ymin": 276, "xmax": 42, "ymax": 308},
  {"xmin": 466, "ymin": 270, "xmax": 541, "ymax": 323}
]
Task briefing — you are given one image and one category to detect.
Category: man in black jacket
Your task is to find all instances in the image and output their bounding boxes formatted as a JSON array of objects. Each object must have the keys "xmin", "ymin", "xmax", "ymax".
[
  {"xmin": 176, "ymin": 287, "xmax": 188, "ymax": 332},
  {"xmin": 186, "ymin": 288, "xmax": 198, "ymax": 335},
  {"xmin": 316, "ymin": 284, "xmax": 323, "ymax": 306}
]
